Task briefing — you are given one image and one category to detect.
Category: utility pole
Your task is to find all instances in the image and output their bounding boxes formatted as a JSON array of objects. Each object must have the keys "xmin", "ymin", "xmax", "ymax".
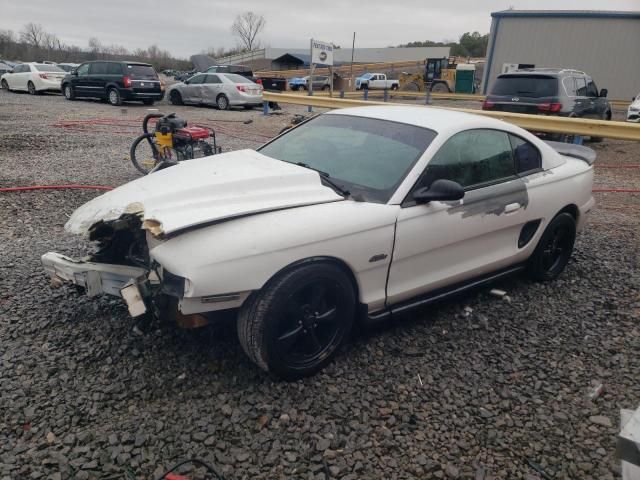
[{"xmin": 350, "ymin": 32, "xmax": 356, "ymax": 91}]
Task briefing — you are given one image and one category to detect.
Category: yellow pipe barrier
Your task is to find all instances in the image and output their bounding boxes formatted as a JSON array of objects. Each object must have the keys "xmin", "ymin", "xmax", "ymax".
[
  {"xmin": 263, "ymin": 92, "xmax": 640, "ymax": 141},
  {"xmin": 287, "ymin": 90, "xmax": 630, "ymax": 108}
]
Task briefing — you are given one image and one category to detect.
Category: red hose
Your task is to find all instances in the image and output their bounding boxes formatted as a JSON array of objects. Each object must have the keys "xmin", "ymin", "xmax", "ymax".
[{"xmin": 0, "ymin": 184, "xmax": 113, "ymax": 193}]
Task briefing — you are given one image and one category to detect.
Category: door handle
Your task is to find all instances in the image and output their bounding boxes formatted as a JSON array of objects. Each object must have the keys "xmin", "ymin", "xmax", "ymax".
[{"xmin": 504, "ymin": 203, "xmax": 521, "ymax": 214}]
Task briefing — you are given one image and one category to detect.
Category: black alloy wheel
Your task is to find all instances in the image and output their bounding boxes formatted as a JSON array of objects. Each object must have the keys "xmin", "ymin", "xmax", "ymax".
[
  {"xmin": 274, "ymin": 279, "xmax": 347, "ymax": 369},
  {"xmin": 238, "ymin": 262, "xmax": 355, "ymax": 380},
  {"xmin": 527, "ymin": 213, "xmax": 576, "ymax": 281}
]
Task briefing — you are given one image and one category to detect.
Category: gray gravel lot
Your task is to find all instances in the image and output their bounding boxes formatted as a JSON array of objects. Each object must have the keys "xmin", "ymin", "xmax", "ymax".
[{"xmin": 0, "ymin": 89, "xmax": 639, "ymax": 480}]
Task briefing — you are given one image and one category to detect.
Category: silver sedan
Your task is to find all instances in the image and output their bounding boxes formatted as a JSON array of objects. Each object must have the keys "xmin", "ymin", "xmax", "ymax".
[{"xmin": 167, "ymin": 72, "xmax": 263, "ymax": 110}]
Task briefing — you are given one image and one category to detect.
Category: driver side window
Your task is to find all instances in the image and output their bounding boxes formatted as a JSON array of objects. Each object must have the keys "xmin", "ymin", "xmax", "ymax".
[
  {"xmin": 188, "ymin": 74, "xmax": 205, "ymax": 84},
  {"xmin": 419, "ymin": 129, "xmax": 515, "ymax": 190},
  {"xmin": 76, "ymin": 64, "xmax": 89, "ymax": 76}
]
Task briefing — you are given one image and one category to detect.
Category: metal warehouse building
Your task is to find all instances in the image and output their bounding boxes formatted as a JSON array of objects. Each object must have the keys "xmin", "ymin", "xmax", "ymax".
[{"xmin": 482, "ymin": 10, "xmax": 640, "ymax": 100}]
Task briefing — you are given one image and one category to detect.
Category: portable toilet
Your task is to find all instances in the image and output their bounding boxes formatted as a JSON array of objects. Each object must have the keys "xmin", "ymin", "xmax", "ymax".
[{"xmin": 455, "ymin": 64, "xmax": 476, "ymax": 93}]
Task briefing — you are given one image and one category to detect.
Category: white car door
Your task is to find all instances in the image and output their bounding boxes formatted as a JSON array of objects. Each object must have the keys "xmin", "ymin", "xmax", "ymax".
[
  {"xmin": 201, "ymin": 74, "xmax": 222, "ymax": 105},
  {"xmin": 11, "ymin": 64, "xmax": 27, "ymax": 90},
  {"xmin": 182, "ymin": 74, "xmax": 206, "ymax": 103},
  {"xmin": 387, "ymin": 128, "xmax": 542, "ymax": 306}
]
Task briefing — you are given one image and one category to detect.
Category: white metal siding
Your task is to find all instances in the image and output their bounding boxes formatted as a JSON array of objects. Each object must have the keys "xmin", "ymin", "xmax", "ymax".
[{"xmin": 485, "ymin": 16, "xmax": 640, "ymax": 100}]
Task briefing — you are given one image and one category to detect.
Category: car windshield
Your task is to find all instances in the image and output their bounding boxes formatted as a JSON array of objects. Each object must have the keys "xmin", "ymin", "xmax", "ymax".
[
  {"xmin": 34, "ymin": 64, "xmax": 64, "ymax": 72},
  {"xmin": 492, "ymin": 75, "xmax": 558, "ymax": 97},
  {"xmin": 360, "ymin": 73, "xmax": 373, "ymax": 80},
  {"xmin": 125, "ymin": 64, "xmax": 157, "ymax": 79},
  {"xmin": 224, "ymin": 73, "xmax": 254, "ymax": 84},
  {"xmin": 258, "ymin": 114, "xmax": 437, "ymax": 203}
]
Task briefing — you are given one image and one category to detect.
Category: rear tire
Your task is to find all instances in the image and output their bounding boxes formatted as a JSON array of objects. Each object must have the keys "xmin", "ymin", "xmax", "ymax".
[
  {"xmin": 237, "ymin": 262, "xmax": 356, "ymax": 380},
  {"xmin": 169, "ymin": 90, "xmax": 183, "ymax": 105},
  {"xmin": 107, "ymin": 88, "xmax": 122, "ymax": 106},
  {"xmin": 527, "ymin": 213, "xmax": 576, "ymax": 281},
  {"xmin": 430, "ymin": 82, "xmax": 449, "ymax": 93},
  {"xmin": 322, "ymin": 85, "xmax": 330, "ymax": 91},
  {"xmin": 63, "ymin": 84, "xmax": 75, "ymax": 100},
  {"xmin": 142, "ymin": 99, "xmax": 154, "ymax": 106},
  {"xmin": 216, "ymin": 94, "xmax": 229, "ymax": 110},
  {"xmin": 27, "ymin": 81, "xmax": 37, "ymax": 95}
]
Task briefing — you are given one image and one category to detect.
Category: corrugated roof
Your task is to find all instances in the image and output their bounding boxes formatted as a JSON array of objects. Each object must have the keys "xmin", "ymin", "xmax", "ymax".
[{"xmin": 492, "ymin": 10, "xmax": 640, "ymax": 19}]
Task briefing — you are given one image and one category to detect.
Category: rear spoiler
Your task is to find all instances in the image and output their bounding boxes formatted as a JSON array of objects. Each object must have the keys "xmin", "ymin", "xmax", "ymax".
[{"xmin": 545, "ymin": 141, "xmax": 596, "ymax": 165}]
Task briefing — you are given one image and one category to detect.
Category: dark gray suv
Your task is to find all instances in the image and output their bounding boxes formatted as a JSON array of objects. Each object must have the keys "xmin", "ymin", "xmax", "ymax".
[{"xmin": 483, "ymin": 68, "xmax": 611, "ymax": 140}]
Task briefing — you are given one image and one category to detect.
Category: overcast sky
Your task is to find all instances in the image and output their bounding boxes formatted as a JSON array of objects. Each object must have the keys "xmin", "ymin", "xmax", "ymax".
[{"xmin": 1, "ymin": 0, "xmax": 638, "ymax": 58}]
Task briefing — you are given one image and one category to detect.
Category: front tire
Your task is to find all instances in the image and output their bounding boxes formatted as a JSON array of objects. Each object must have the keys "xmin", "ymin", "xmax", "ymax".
[
  {"xmin": 28, "ymin": 81, "xmax": 37, "ymax": 95},
  {"xmin": 237, "ymin": 262, "xmax": 356, "ymax": 380},
  {"xmin": 430, "ymin": 82, "xmax": 450, "ymax": 93},
  {"xmin": 107, "ymin": 88, "xmax": 122, "ymax": 106},
  {"xmin": 527, "ymin": 213, "xmax": 576, "ymax": 281},
  {"xmin": 63, "ymin": 84, "xmax": 75, "ymax": 100},
  {"xmin": 216, "ymin": 94, "xmax": 229, "ymax": 110},
  {"xmin": 1, "ymin": 79, "xmax": 9, "ymax": 91}
]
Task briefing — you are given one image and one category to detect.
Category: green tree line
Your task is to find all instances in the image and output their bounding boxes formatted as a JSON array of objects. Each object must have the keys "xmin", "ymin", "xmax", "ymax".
[
  {"xmin": 398, "ymin": 31, "xmax": 489, "ymax": 57},
  {"xmin": 0, "ymin": 23, "xmax": 191, "ymax": 70}
]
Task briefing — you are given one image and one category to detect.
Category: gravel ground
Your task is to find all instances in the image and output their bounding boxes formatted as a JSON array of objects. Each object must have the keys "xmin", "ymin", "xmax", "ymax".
[{"xmin": 0, "ymin": 89, "xmax": 638, "ymax": 480}]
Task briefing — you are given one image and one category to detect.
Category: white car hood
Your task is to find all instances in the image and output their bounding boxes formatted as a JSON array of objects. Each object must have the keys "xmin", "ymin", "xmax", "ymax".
[{"xmin": 66, "ymin": 149, "xmax": 343, "ymax": 236}]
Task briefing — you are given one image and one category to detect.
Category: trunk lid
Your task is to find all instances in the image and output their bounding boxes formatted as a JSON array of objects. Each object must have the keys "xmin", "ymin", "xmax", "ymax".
[{"xmin": 65, "ymin": 150, "xmax": 343, "ymax": 236}]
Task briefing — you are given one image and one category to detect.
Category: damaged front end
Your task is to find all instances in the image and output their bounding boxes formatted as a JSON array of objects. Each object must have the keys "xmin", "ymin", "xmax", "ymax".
[{"xmin": 42, "ymin": 214, "xmax": 198, "ymax": 325}]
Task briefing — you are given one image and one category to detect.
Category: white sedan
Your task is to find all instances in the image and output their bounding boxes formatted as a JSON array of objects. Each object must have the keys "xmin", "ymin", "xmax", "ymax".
[
  {"xmin": 42, "ymin": 106, "xmax": 595, "ymax": 379},
  {"xmin": 0, "ymin": 63, "xmax": 66, "ymax": 94},
  {"xmin": 627, "ymin": 93, "xmax": 640, "ymax": 123},
  {"xmin": 167, "ymin": 72, "xmax": 263, "ymax": 110}
]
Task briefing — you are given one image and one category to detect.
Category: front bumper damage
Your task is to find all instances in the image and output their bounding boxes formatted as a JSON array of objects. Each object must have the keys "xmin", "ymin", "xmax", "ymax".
[{"xmin": 42, "ymin": 252, "xmax": 153, "ymax": 317}]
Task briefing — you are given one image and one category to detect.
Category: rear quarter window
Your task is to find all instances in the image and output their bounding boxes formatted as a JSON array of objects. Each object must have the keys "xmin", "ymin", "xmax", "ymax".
[
  {"xmin": 34, "ymin": 64, "xmax": 65, "ymax": 72},
  {"xmin": 224, "ymin": 73, "xmax": 255, "ymax": 84},
  {"xmin": 106, "ymin": 63, "xmax": 122, "ymax": 75},
  {"xmin": 491, "ymin": 75, "xmax": 558, "ymax": 97},
  {"xmin": 126, "ymin": 64, "xmax": 158, "ymax": 80}
]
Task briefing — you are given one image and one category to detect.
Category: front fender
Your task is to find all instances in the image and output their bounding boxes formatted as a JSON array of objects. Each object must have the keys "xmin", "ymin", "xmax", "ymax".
[{"xmin": 149, "ymin": 201, "xmax": 399, "ymax": 312}]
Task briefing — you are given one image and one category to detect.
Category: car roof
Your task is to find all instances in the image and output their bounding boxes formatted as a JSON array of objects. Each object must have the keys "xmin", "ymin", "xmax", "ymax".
[
  {"xmin": 327, "ymin": 105, "xmax": 512, "ymax": 134},
  {"xmin": 499, "ymin": 68, "xmax": 586, "ymax": 77}
]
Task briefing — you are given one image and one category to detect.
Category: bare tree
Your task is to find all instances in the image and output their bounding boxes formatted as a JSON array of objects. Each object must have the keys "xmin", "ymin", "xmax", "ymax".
[
  {"xmin": 20, "ymin": 23, "xmax": 45, "ymax": 48},
  {"xmin": 231, "ymin": 12, "xmax": 265, "ymax": 52},
  {"xmin": 88, "ymin": 37, "xmax": 102, "ymax": 54}
]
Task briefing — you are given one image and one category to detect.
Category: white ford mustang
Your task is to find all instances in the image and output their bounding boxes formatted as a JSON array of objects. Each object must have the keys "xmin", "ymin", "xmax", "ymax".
[{"xmin": 43, "ymin": 106, "xmax": 595, "ymax": 379}]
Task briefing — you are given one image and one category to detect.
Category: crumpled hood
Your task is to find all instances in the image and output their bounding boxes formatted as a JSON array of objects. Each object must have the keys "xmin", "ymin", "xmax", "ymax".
[{"xmin": 65, "ymin": 149, "xmax": 343, "ymax": 236}]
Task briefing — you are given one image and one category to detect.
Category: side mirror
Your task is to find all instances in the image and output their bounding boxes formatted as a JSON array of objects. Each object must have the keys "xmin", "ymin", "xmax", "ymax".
[
  {"xmin": 183, "ymin": 79, "xmax": 189, "ymax": 84},
  {"xmin": 413, "ymin": 179, "xmax": 465, "ymax": 204},
  {"xmin": 599, "ymin": 88, "xmax": 608, "ymax": 98},
  {"xmin": 72, "ymin": 70, "xmax": 78, "ymax": 76}
]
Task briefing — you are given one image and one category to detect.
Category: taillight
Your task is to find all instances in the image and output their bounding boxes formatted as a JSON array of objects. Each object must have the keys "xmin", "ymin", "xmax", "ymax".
[
  {"xmin": 123, "ymin": 76, "xmax": 132, "ymax": 88},
  {"xmin": 236, "ymin": 85, "xmax": 247, "ymax": 92},
  {"xmin": 255, "ymin": 78, "xmax": 263, "ymax": 85},
  {"xmin": 538, "ymin": 102, "xmax": 562, "ymax": 113},
  {"xmin": 38, "ymin": 73, "xmax": 48, "ymax": 79},
  {"xmin": 482, "ymin": 100, "xmax": 495, "ymax": 110}
]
